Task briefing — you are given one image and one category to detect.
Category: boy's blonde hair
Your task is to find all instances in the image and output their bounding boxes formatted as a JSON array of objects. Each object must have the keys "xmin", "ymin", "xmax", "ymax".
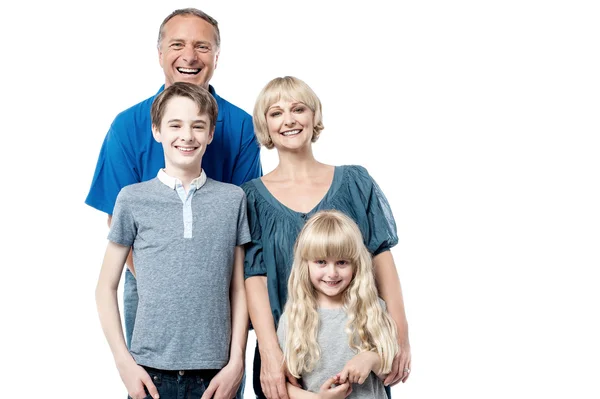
[
  {"xmin": 253, "ymin": 76, "xmax": 324, "ymax": 149},
  {"xmin": 283, "ymin": 210, "xmax": 398, "ymax": 378}
]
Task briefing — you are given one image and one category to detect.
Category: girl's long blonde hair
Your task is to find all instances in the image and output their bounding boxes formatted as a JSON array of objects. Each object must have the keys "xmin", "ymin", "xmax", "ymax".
[{"xmin": 283, "ymin": 210, "xmax": 398, "ymax": 378}]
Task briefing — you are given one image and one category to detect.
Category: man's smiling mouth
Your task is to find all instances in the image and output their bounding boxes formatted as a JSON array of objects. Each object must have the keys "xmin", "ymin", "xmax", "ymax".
[{"xmin": 177, "ymin": 67, "xmax": 201, "ymax": 75}]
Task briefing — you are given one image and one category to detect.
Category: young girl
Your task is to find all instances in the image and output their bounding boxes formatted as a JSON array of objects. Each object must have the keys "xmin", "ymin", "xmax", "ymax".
[{"xmin": 277, "ymin": 210, "xmax": 399, "ymax": 399}]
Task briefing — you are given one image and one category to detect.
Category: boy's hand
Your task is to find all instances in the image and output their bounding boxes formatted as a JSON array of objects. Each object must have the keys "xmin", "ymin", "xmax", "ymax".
[
  {"xmin": 317, "ymin": 376, "xmax": 352, "ymax": 399},
  {"xmin": 338, "ymin": 351, "xmax": 379, "ymax": 385},
  {"xmin": 200, "ymin": 358, "xmax": 244, "ymax": 399},
  {"xmin": 117, "ymin": 357, "xmax": 159, "ymax": 399}
]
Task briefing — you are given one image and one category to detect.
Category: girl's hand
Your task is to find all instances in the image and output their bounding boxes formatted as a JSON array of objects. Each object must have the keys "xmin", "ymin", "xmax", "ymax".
[
  {"xmin": 117, "ymin": 357, "xmax": 159, "ymax": 399},
  {"xmin": 260, "ymin": 348, "xmax": 300, "ymax": 399},
  {"xmin": 317, "ymin": 376, "xmax": 352, "ymax": 399},
  {"xmin": 338, "ymin": 351, "xmax": 380, "ymax": 385}
]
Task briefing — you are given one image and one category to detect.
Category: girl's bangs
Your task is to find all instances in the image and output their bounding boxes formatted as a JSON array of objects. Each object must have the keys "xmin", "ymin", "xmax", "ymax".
[{"xmin": 299, "ymin": 221, "xmax": 360, "ymax": 261}]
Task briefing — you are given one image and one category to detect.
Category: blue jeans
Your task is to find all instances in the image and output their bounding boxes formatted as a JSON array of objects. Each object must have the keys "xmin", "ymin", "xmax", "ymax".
[
  {"xmin": 128, "ymin": 367, "xmax": 219, "ymax": 399},
  {"xmin": 123, "ymin": 270, "xmax": 246, "ymax": 399}
]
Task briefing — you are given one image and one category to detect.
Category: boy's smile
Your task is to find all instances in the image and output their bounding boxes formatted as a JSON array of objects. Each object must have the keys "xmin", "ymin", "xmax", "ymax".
[{"xmin": 152, "ymin": 95, "xmax": 214, "ymax": 177}]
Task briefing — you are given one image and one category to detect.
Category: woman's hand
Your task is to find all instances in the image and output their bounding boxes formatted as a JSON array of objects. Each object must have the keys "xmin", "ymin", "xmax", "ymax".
[
  {"xmin": 260, "ymin": 347, "xmax": 300, "ymax": 399},
  {"xmin": 383, "ymin": 339, "xmax": 411, "ymax": 386},
  {"xmin": 338, "ymin": 351, "xmax": 380, "ymax": 385}
]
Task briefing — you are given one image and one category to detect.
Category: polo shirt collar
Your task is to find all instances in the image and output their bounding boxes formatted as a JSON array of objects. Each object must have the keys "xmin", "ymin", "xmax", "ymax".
[{"xmin": 157, "ymin": 169, "xmax": 207, "ymax": 190}]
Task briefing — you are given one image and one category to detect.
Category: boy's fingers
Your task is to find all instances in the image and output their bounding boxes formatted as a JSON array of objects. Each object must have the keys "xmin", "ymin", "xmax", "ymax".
[
  {"xmin": 200, "ymin": 380, "xmax": 218, "ymax": 399},
  {"xmin": 141, "ymin": 373, "xmax": 159, "ymax": 399}
]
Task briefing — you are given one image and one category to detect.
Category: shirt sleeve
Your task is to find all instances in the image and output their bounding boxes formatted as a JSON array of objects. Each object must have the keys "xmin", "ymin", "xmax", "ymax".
[
  {"xmin": 107, "ymin": 188, "xmax": 137, "ymax": 247},
  {"xmin": 243, "ymin": 183, "xmax": 268, "ymax": 279},
  {"xmin": 85, "ymin": 117, "xmax": 140, "ymax": 215},
  {"xmin": 276, "ymin": 312, "xmax": 287, "ymax": 350},
  {"xmin": 230, "ymin": 115, "xmax": 262, "ymax": 186},
  {"xmin": 353, "ymin": 166, "xmax": 399, "ymax": 255},
  {"xmin": 236, "ymin": 191, "xmax": 251, "ymax": 246}
]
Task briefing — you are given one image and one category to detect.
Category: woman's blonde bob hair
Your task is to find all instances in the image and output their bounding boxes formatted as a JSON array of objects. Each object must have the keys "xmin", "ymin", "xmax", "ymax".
[
  {"xmin": 253, "ymin": 76, "xmax": 324, "ymax": 149},
  {"xmin": 282, "ymin": 210, "xmax": 398, "ymax": 378}
]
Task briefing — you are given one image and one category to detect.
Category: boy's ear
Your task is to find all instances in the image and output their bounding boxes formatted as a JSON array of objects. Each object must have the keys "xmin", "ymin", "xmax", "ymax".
[
  {"xmin": 151, "ymin": 124, "xmax": 162, "ymax": 142},
  {"xmin": 207, "ymin": 125, "xmax": 215, "ymax": 145}
]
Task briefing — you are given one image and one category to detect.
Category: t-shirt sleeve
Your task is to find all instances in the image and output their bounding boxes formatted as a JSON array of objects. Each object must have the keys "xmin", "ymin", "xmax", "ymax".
[
  {"xmin": 276, "ymin": 312, "xmax": 287, "ymax": 350},
  {"xmin": 243, "ymin": 183, "xmax": 268, "ymax": 279},
  {"xmin": 236, "ymin": 191, "xmax": 251, "ymax": 246},
  {"xmin": 230, "ymin": 114, "xmax": 262, "ymax": 186},
  {"xmin": 107, "ymin": 188, "xmax": 137, "ymax": 247},
  {"xmin": 85, "ymin": 118, "xmax": 140, "ymax": 215},
  {"xmin": 352, "ymin": 166, "xmax": 399, "ymax": 255}
]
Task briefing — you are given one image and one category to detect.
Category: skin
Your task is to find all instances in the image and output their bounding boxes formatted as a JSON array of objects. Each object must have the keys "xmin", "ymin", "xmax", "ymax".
[
  {"xmin": 246, "ymin": 98, "xmax": 411, "ymax": 399},
  {"xmin": 308, "ymin": 258, "xmax": 353, "ymax": 309},
  {"xmin": 158, "ymin": 15, "xmax": 219, "ymax": 89}
]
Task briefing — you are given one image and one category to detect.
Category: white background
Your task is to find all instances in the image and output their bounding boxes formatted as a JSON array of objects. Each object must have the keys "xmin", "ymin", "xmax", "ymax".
[{"xmin": 1, "ymin": 0, "xmax": 599, "ymax": 398}]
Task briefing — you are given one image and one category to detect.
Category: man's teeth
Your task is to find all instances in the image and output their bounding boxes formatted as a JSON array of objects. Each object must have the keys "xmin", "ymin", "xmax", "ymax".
[
  {"xmin": 178, "ymin": 147, "xmax": 196, "ymax": 152},
  {"xmin": 177, "ymin": 67, "xmax": 200, "ymax": 74},
  {"xmin": 282, "ymin": 130, "xmax": 301, "ymax": 136}
]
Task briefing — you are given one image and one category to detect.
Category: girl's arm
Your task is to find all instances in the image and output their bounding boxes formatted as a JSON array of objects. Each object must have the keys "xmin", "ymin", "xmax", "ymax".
[
  {"xmin": 373, "ymin": 250, "xmax": 411, "ymax": 384},
  {"xmin": 338, "ymin": 351, "xmax": 381, "ymax": 385},
  {"xmin": 287, "ymin": 377, "xmax": 351, "ymax": 399},
  {"xmin": 246, "ymin": 276, "xmax": 300, "ymax": 399},
  {"xmin": 95, "ymin": 241, "xmax": 158, "ymax": 399},
  {"xmin": 201, "ymin": 246, "xmax": 248, "ymax": 399}
]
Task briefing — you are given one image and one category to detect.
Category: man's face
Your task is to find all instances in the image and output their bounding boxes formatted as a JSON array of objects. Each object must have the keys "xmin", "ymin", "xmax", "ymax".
[{"xmin": 158, "ymin": 15, "xmax": 219, "ymax": 89}]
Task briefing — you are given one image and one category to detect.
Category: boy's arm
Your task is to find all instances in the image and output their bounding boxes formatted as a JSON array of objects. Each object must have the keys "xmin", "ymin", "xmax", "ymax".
[
  {"xmin": 201, "ymin": 245, "xmax": 248, "ymax": 399},
  {"xmin": 373, "ymin": 250, "xmax": 411, "ymax": 384},
  {"xmin": 95, "ymin": 241, "xmax": 158, "ymax": 399}
]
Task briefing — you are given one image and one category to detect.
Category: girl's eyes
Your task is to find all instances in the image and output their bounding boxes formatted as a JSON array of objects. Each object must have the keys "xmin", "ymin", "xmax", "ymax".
[{"xmin": 312, "ymin": 260, "xmax": 349, "ymax": 266}]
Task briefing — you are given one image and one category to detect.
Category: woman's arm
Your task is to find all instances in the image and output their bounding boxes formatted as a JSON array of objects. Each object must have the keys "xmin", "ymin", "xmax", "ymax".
[
  {"xmin": 246, "ymin": 276, "xmax": 299, "ymax": 399},
  {"xmin": 373, "ymin": 250, "xmax": 412, "ymax": 385}
]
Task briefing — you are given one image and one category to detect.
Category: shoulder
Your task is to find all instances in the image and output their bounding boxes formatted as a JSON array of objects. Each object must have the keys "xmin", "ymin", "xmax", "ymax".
[
  {"xmin": 340, "ymin": 164, "xmax": 374, "ymax": 187},
  {"xmin": 241, "ymin": 178, "xmax": 260, "ymax": 195},
  {"xmin": 215, "ymin": 92, "xmax": 251, "ymax": 119},
  {"xmin": 110, "ymin": 90, "xmax": 159, "ymax": 133},
  {"xmin": 206, "ymin": 178, "xmax": 246, "ymax": 199},
  {"xmin": 118, "ymin": 178, "xmax": 159, "ymax": 198}
]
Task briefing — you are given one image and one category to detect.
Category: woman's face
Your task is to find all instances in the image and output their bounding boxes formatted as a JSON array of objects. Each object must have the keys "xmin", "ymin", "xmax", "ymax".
[{"xmin": 265, "ymin": 99, "xmax": 314, "ymax": 151}]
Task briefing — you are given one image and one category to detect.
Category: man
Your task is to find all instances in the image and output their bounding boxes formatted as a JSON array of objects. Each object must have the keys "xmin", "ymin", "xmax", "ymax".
[{"xmin": 86, "ymin": 8, "xmax": 261, "ymax": 397}]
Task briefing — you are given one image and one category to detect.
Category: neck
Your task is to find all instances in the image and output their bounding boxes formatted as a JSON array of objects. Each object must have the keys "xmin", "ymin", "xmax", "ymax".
[
  {"xmin": 273, "ymin": 147, "xmax": 322, "ymax": 180},
  {"xmin": 163, "ymin": 164, "xmax": 203, "ymax": 192}
]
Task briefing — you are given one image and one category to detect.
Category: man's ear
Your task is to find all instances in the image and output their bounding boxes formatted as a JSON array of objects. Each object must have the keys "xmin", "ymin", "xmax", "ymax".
[{"xmin": 152, "ymin": 124, "xmax": 162, "ymax": 143}]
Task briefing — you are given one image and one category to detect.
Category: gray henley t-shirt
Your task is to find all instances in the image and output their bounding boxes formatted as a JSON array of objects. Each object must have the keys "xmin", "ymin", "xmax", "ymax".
[{"xmin": 109, "ymin": 177, "xmax": 250, "ymax": 370}]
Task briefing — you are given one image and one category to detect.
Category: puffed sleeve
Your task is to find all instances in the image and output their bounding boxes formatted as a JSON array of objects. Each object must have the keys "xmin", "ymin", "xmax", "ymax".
[
  {"xmin": 347, "ymin": 165, "xmax": 399, "ymax": 255},
  {"xmin": 242, "ymin": 182, "xmax": 268, "ymax": 278}
]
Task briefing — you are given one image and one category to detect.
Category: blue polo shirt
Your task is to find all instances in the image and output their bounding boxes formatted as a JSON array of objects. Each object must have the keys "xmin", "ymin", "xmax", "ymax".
[{"xmin": 86, "ymin": 85, "xmax": 262, "ymax": 215}]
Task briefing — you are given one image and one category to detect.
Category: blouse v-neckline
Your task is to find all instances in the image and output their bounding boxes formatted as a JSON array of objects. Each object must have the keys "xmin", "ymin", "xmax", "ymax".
[{"xmin": 253, "ymin": 166, "xmax": 345, "ymax": 219}]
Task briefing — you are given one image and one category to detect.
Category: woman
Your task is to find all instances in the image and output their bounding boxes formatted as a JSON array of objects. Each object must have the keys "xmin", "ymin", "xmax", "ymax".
[{"xmin": 243, "ymin": 76, "xmax": 411, "ymax": 399}]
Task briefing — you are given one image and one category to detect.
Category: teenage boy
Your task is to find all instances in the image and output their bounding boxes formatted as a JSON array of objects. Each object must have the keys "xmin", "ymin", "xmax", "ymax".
[{"xmin": 96, "ymin": 82, "xmax": 249, "ymax": 399}]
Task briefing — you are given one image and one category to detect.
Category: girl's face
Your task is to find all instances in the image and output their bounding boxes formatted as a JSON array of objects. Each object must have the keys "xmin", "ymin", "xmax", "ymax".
[
  {"xmin": 308, "ymin": 257, "xmax": 354, "ymax": 308},
  {"xmin": 265, "ymin": 99, "xmax": 314, "ymax": 152}
]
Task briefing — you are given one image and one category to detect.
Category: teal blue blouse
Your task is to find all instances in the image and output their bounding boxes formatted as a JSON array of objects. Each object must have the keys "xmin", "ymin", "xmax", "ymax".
[{"xmin": 242, "ymin": 165, "xmax": 398, "ymax": 326}]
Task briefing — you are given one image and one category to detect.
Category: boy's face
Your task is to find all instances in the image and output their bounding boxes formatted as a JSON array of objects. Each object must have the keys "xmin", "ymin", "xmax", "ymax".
[{"xmin": 152, "ymin": 96, "xmax": 214, "ymax": 175}]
